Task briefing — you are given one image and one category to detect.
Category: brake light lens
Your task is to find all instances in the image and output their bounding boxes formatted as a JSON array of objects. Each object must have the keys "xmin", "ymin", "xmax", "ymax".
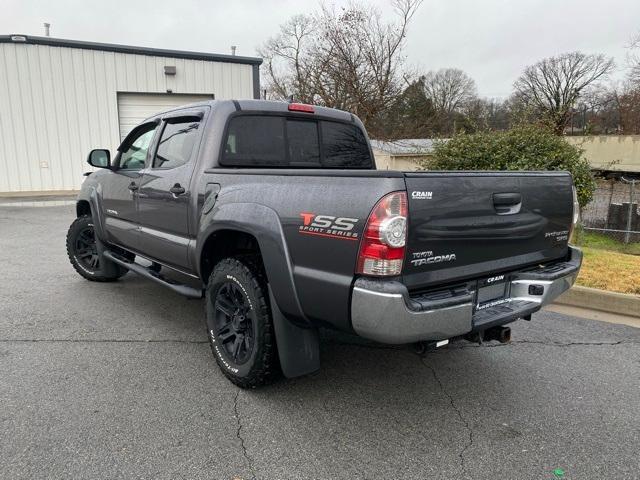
[
  {"xmin": 356, "ymin": 191, "xmax": 408, "ymax": 276},
  {"xmin": 569, "ymin": 185, "xmax": 580, "ymax": 243},
  {"xmin": 288, "ymin": 103, "xmax": 315, "ymax": 113}
]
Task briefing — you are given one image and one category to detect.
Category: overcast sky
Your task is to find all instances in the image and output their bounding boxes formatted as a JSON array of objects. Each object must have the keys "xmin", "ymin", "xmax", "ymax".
[{"xmin": 3, "ymin": 0, "xmax": 639, "ymax": 99}]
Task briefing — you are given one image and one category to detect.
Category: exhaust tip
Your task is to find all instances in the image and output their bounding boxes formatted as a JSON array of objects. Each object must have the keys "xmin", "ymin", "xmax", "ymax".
[
  {"xmin": 498, "ymin": 326, "xmax": 511, "ymax": 343},
  {"xmin": 479, "ymin": 326, "xmax": 511, "ymax": 344}
]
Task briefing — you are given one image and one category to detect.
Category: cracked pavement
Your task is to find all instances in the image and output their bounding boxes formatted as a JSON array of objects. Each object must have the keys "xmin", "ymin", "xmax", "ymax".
[{"xmin": 1, "ymin": 204, "xmax": 639, "ymax": 479}]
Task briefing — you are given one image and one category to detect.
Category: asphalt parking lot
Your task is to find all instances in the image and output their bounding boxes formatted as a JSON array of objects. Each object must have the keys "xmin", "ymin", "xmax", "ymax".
[{"xmin": 1, "ymin": 202, "xmax": 639, "ymax": 479}]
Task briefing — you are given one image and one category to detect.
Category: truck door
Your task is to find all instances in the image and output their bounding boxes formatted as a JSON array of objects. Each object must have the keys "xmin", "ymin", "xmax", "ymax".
[
  {"xmin": 137, "ymin": 112, "xmax": 204, "ymax": 271},
  {"xmin": 101, "ymin": 122, "xmax": 158, "ymax": 251}
]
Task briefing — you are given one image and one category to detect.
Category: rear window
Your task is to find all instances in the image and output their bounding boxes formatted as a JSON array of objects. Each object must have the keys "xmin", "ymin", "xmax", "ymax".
[
  {"xmin": 220, "ymin": 115, "xmax": 372, "ymax": 168},
  {"xmin": 320, "ymin": 121, "xmax": 371, "ymax": 168},
  {"xmin": 223, "ymin": 116, "xmax": 285, "ymax": 166}
]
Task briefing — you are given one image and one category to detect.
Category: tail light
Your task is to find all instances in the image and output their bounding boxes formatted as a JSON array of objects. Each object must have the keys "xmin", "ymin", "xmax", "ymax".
[
  {"xmin": 569, "ymin": 185, "xmax": 580, "ymax": 243},
  {"xmin": 356, "ymin": 191, "xmax": 408, "ymax": 276}
]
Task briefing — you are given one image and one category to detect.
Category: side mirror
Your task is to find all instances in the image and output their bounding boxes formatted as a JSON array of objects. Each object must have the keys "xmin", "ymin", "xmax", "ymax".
[{"xmin": 87, "ymin": 149, "xmax": 111, "ymax": 169}]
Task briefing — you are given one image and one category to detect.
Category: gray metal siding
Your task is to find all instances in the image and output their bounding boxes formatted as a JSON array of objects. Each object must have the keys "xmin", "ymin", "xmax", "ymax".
[
  {"xmin": 0, "ymin": 42, "xmax": 255, "ymax": 193},
  {"xmin": 116, "ymin": 93, "xmax": 214, "ymax": 140}
]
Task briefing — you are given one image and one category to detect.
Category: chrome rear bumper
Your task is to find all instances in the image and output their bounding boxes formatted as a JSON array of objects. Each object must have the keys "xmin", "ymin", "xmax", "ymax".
[{"xmin": 350, "ymin": 246, "xmax": 582, "ymax": 344}]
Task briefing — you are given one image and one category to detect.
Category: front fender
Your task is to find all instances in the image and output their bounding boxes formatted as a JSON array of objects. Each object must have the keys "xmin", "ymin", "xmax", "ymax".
[
  {"xmin": 196, "ymin": 202, "xmax": 310, "ymax": 328},
  {"xmin": 77, "ymin": 183, "xmax": 107, "ymax": 242}
]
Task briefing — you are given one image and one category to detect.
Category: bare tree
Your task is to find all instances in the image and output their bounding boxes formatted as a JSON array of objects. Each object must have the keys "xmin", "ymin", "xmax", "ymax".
[
  {"xmin": 258, "ymin": 15, "xmax": 316, "ymax": 102},
  {"xmin": 618, "ymin": 82, "xmax": 640, "ymax": 134},
  {"xmin": 513, "ymin": 52, "xmax": 614, "ymax": 134},
  {"xmin": 422, "ymin": 68, "xmax": 477, "ymax": 115},
  {"xmin": 463, "ymin": 97, "xmax": 512, "ymax": 132},
  {"xmin": 420, "ymin": 68, "xmax": 477, "ymax": 134},
  {"xmin": 628, "ymin": 32, "xmax": 640, "ymax": 86},
  {"xmin": 258, "ymin": 0, "xmax": 423, "ymax": 137}
]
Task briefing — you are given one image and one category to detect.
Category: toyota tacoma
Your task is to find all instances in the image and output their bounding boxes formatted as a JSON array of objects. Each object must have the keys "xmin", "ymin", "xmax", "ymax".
[{"xmin": 66, "ymin": 99, "xmax": 582, "ymax": 387}]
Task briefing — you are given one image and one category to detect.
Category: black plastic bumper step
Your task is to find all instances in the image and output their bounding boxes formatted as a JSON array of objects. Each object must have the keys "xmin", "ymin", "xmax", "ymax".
[{"xmin": 472, "ymin": 299, "xmax": 539, "ymax": 329}]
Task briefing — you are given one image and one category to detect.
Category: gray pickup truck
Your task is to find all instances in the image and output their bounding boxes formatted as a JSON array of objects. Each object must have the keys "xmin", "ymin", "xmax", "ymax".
[{"xmin": 67, "ymin": 99, "xmax": 582, "ymax": 387}]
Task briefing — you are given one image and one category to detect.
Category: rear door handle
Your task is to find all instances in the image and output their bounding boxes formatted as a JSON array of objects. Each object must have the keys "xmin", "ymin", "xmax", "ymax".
[
  {"xmin": 493, "ymin": 193, "xmax": 522, "ymax": 215},
  {"xmin": 170, "ymin": 183, "xmax": 186, "ymax": 195},
  {"xmin": 493, "ymin": 193, "xmax": 521, "ymax": 205}
]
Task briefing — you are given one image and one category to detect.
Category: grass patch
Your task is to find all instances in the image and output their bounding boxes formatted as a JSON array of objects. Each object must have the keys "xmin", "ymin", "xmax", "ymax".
[
  {"xmin": 576, "ymin": 247, "xmax": 640, "ymax": 295},
  {"xmin": 575, "ymin": 230, "xmax": 640, "ymax": 256}
]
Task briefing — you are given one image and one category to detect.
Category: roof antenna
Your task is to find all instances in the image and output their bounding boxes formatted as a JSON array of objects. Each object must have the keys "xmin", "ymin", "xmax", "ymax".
[
  {"xmin": 288, "ymin": 95, "xmax": 295, "ymax": 103},
  {"xmin": 43, "ymin": 22, "xmax": 51, "ymax": 37},
  {"xmin": 230, "ymin": 45, "xmax": 236, "ymax": 56}
]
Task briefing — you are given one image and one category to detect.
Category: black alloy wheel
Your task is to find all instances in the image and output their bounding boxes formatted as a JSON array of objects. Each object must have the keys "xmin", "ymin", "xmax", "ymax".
[
  {"xmin": 213, "ymin": 281, "xmax": 255, "ymax": 365},
  {"xmin": 205, "ymin": 257, "xmax": 278, "ymax": 388},
  {"xmin": 66, "ymin": 214, "xmax": 127, "ymax": 282},
  {"xmin": 74, "ymin": 226, "xmax": 100, "ymax": 271}
]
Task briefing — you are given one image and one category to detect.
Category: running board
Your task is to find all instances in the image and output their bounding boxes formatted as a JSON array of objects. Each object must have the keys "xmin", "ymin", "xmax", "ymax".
[{"xmin": 102, "ymin": 250, "xmax": 203, "ymax": 299}]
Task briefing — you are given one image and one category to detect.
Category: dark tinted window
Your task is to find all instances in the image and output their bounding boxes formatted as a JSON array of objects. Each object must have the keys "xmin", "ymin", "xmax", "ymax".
[
  {"xmin": 287, "ymin": 120, "xmax": 320, "ymax": 166},
  {"xmin": 154, "ymin": 120, "xmax": 200, "ymax": 169},
  {"xmin": 220, "ymin": 115, "xmax": 372, "ymax": 168},
  {"xmin": 222, "ymin": 116, "xmax": 286, "ymax": 166},
  {"xmin": 321, "ymin": 121, "xmax": 372, "ymax": 168}
]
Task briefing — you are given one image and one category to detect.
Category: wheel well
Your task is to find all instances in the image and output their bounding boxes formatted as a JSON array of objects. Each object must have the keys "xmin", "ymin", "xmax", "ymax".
[
  {"xmin": 200, "ymin": 230, "xmax": 264, "ymax": 282},
  {"xmin": 76, "ymin": 200, "xmax": 91, "ymax": 217}
]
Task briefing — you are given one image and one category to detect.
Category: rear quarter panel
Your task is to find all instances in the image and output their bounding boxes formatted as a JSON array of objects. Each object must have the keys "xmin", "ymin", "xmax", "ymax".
[{"xmin": 198, "ymin": 170, "xmax": 405, "ymax": 331}]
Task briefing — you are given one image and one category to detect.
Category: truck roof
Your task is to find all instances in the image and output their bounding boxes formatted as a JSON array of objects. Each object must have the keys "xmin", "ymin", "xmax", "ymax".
[{"xmin": 144, "ymin": 99, "xmax": 354, "ymax": 124}]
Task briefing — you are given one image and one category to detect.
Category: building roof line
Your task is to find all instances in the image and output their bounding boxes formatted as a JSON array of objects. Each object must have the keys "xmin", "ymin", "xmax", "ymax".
[{"xmin": 0, "ymin": 34, "xmax": 262, "ymax": 66}]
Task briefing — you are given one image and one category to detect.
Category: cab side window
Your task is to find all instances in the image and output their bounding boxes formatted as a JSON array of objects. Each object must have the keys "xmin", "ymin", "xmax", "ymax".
[
  {"xmin": 119, "ymin": 126, "xmax": 157, "ymax": 170},
  {"xmin": 153, "ymin": 119, "xmax": 201, "ymax": 169}
]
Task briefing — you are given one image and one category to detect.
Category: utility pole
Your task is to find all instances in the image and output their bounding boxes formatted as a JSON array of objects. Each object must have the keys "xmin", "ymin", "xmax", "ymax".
[{"xmin": 621, "ymin": 176, "xmax": 637, "ymax": 244}]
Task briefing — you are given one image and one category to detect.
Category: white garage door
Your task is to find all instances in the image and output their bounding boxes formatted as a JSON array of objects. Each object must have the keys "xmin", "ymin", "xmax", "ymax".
[{"xmin": 117, "ymin": 93, "xmax": 214, "ymax": 140}]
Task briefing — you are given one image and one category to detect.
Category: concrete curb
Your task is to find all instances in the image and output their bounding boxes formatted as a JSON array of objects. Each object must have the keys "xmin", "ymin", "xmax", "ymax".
[{"xmin": 554, "ymin": 285, "xmax": 640, "ymax": 318}]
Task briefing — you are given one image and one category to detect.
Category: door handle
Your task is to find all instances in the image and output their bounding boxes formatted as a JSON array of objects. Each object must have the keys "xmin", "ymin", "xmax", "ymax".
[
  {"xmin": 128, "ymin": 182, "xmax": 139, "ymax": 192},
  {"xmin": 493, "ymin": 193, "xmax": 522, "ymax": 215},
  {"xmin": 170, "ymin": 183, "xmax": 186, "ymax": 195}
]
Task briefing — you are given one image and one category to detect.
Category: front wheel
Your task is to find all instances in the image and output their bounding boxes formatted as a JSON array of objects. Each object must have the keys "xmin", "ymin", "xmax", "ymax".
[
  {"xmin": 205, "ymin": 257, "xmax": 279, "ymax": 388},
  {"xmin": 66, "ymin": 215, "xmax": 127, "ymax": 282}
]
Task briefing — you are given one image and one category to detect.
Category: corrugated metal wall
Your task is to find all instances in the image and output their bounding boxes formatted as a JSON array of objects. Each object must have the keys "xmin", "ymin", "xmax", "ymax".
[{"xmin": 0, "ymin": 42, "xmax": 255, "ymax": 193}]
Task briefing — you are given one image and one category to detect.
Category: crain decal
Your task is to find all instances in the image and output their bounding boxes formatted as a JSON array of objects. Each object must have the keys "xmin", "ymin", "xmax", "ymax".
[
  {"xmin": 299, "ymin": 213, "xmax": 359, "ymax": 241},
  {"xmin": 486, "ymin": 275, "xmax": 505, "ymax": 284},
  {"xmin": 411, "ymin": 191, "xmax": 433, "ymax": 200},
  {"xmin": 410, "ymin": 250, "xmax": 457, "ymax": 266}
]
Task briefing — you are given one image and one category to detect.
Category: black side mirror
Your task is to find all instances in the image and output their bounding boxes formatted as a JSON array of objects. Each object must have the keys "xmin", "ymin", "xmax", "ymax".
[{"xmin": 87, "ymin": 149, "xmax": 111, "ymax": 169}]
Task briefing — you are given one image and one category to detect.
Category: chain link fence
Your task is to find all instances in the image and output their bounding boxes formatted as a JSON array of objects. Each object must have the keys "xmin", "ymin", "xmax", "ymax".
[{"xmin": 581, "ymin": 178, "xmax": 640, "ymax": 243}]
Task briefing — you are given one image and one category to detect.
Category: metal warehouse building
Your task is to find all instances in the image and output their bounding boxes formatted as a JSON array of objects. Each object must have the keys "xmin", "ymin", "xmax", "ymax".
[{"xmin": 0, "ymin": 34, "xmax": 261, "ymax": 195}]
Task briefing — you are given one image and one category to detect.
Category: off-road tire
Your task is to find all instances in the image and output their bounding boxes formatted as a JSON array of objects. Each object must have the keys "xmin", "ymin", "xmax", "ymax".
[
  {"xmin": 66, "ymin": 215, "xmax": 127, "ymax": 282},
  {"xmin": 205, "ymin": 257, "xmax": 279, "ymax": 388}
]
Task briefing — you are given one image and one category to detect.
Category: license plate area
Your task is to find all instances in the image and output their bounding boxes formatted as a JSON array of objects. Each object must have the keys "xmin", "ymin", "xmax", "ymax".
[{"xmin": 476, "ymin": 276, "xmax": 509, "ymax": 308}]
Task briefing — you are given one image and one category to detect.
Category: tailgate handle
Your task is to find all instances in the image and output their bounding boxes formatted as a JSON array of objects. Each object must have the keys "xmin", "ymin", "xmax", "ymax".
[{"xmin": 493, "ymin": 193, "xmax": 522, "ymax": 215}]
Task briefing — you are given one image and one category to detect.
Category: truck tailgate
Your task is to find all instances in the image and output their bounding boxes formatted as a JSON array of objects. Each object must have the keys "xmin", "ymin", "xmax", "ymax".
[{"xmin": 402, "ymin": 171, "xmax": 573, "ymax": 290}]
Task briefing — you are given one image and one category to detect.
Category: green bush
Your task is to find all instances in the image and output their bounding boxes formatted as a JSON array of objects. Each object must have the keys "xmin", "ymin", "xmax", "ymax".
[{"xmin": 422, "ymin": 125, "xmax": 596, "ymax": 207}]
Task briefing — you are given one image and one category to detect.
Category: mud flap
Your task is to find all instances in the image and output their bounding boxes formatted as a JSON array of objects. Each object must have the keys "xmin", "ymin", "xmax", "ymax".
[
  {"xmin": 93, "ymin": 230, "xmax": 122, "ymax": 278},
  {"xmin": 269, "ymin": 288, "xmax": 320, "ymax": 378}
]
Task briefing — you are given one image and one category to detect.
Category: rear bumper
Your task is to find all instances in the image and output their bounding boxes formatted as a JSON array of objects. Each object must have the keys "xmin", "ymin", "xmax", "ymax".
[{"xmin": 350, "ymin": 246, "xmax": 582, "ymax": 344}]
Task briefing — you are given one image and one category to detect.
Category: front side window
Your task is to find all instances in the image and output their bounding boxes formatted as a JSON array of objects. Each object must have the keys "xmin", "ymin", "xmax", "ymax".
[
  {"xmin": 154, "ymin": 120, "xmax": 201, "ymax": 169},
  {"xmin": 119, "ymin": 126, "xmax": 156, "ymax": 170}
]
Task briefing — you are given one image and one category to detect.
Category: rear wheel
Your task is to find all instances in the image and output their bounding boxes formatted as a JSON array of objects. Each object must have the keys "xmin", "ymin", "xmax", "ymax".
[
  {"xmin": 205, "ymin": 257, "xmax": 278, "ymax": 388},
  {"xmin": 66, "ymin": 215, "xmax": 127, "ymax": 282}
]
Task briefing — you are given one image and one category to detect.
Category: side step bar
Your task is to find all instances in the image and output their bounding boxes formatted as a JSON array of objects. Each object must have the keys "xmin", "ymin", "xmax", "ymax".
[{"xmin": 102, "ymin": 250, "xmax": 203, "ymax": 299}]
